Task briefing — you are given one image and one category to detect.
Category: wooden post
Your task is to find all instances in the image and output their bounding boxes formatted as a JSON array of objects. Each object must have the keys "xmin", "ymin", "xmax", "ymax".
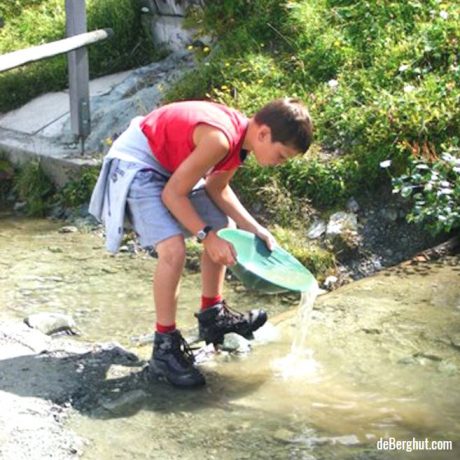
[{"xmin": 66, "ymin": 0, "xmax": 90, "ymax": 152}]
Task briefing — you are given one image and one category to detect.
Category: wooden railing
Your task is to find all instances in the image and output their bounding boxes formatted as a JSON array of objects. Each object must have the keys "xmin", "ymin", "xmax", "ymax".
[
  {"xmin": 0, "ymin": 29, "xmax": 113, "ymax": 73},
  {"xmin": 0, "ymin": 0, "xmax": 113, "ymax": 153}
]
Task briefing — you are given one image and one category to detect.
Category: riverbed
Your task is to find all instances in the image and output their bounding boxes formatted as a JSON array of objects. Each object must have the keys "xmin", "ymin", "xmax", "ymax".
[{"xmin": 0, "ymin": 214, "xmax": 459, "ymax": 459}]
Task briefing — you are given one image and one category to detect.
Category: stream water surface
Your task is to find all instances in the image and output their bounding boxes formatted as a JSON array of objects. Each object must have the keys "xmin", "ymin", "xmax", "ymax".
[{"xmin": 1, "ymin": 213, "xmax": 459, "ymax": 460}]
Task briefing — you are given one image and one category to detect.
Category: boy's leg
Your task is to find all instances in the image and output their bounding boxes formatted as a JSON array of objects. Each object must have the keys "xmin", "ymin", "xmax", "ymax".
[
  {"xmin": 197, "ymin": 236, "xmax": 267, "ymax": 346},
  {"xmin": 126, "ymin": 168, "xmax": 205, "ymax": 387},
  {"xmin": 200, "ymin": 249, "xmax": 226, "ymax": 298},
  {"xmin": 150, "ymin": 234, "xmax": 205, "ymax": 387},
  {"xmin": 154, "ymin": 235, "xmax": 186, "ymax": 328},
  {"xmin": 190, "ymin": 189, "xmax": 268, "ymax": 344}
]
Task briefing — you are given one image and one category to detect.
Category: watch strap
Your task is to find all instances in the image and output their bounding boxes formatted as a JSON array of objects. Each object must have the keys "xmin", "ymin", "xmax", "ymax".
[{"xmin": 196, "ymin": 225, "xmax": 213, "ymax": 242}]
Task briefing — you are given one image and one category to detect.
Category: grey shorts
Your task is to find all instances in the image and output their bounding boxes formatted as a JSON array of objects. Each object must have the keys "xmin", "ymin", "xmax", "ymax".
[{"xmin": 126, "ymin": 168, "xmax": 229, "ymax": 248}]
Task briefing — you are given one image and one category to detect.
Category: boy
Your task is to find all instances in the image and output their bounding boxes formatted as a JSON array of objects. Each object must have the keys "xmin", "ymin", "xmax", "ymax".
[{"xmin": 89, "ymin": 98, "xmax": 313, "ymax": 388}]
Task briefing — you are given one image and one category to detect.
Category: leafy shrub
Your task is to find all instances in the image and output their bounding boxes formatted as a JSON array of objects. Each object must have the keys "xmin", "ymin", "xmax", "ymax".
[
  {"xmin": 0, "ymin": 155, "xmax": 15, "ymax": 202},
  {"xmin": 57, "ymin": 167, "xmax": 99, "ymax": 208},
  {"xmin": 13, "ymin": 161, "xmax": 55, "ymax": 216},
  {"xmin": 391, "ymin": 148, "xmax": 460, "ymax": 234}
]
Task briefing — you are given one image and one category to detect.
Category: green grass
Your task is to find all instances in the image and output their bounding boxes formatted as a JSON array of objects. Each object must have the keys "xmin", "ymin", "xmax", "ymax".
[
  {"xmin": 270, "ymin": 226, "xmax": 336, "ymax": 281},
  {"xmin": 0, "ymin": 0, "xmax": 158, "ymax": 112}
]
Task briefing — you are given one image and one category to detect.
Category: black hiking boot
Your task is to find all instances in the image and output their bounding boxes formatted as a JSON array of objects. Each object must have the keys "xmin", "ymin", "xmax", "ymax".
[
  {"xmin": 195, "ymin": 301, "xmax": 267, "ymax": 345},
  {"xmin": 148, "ymin": 330, "xmax": 206, "ymax": 388}
]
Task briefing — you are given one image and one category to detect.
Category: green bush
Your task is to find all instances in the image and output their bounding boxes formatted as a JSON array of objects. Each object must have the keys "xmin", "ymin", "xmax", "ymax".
[
  {"xmin": 0, "ymin": 155, "xmax": 15, "ymax": 202},
  {"xmin": 13, "ymin": 161, "xmax": 55, "ymax": 216},
  {"xmin": 0, "ymin": 0, "xmax": 156, "ymax": 112},
  {"xmin": 391, "ymin": 148, "xmax": 460, "ymax": 235},
  {"xmin": 56, "ymin": 166, "xmax": 99, "ymax": 208},
  {"xmin": 4, "ymin": 160, "xmax": 100, "ymax": 214}
]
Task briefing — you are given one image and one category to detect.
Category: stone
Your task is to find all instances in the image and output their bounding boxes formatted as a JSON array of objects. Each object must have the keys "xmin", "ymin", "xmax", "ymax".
[
  {"xmin": 58, "ymin": 226, "xmax": 78, "ymax": 234},
  {"xmin": 153, "ymin": 0, "xmax": 188, "ymax": 16},
  {"xmin": 330, "ymin": 434, "xmax": 360, "ymax": 446},
  {"xmin": 306, "ymin": 219, "xmax": 326, "ymax": 239},
  {"xmin": 106, "ymin": 364, "xmax": 134, "ymax": 380},
  {"xmin": 413, "ymin": 351, "xmax": 443, "ymax": 362},
  {"xmin": 324, "ymin": 275, "xmax": 338, "ymax": 288},
  {"xmin": 449, "ymin": 334, "xmax": 460, "ymax": 350},
  {"xmin": 381, "ymin": 207, "xmax": 399, "ymax": 222},
  {"xmin": 273, "ymin": 428, "xmax": 296, "ymax": 443},
  {"xmin": 150, "ymin": 16, "xmax": 191, "ymax": 52},
  {"xmin": 100, "ymin": 389, "xmax": 147, "ymax": 414},
  {"xmin": 24, "ymin": 313, "xmax": 78, "ymax": 336},
  {"xmin": 438, "ymin": 361, "xmax": 458, "ymax": 375},
  {"xmin": 327, "ymin": 227, "xmax": 361, "ymax": 262},
  {"xmin": 397, "ymin": 355, "xmax": 418, "ymax": 365},
  {"xmin": 1, "ymin": 47, "xmax": 196, "ymax": 190},
  {"xmin": 221, "ymin": 333, "xmax": 251, "ymax": 353},
  {"xmin": 13, "ymin": 201, "xmax": 27, "ymax": 212},
  {"xmin": 326, "ymin": 211, "xmax": 361, "ymax": 263},
  {"xmin": 130, "ymin": 332, "xmax": 155, "ymax": 346},
  {"xmin": 326, "ymin": 212, "xmax": 358, "ymax": 237},
  {"xmin": 346, "ymin": 197, "xmax": 360, "ymax": 213}
]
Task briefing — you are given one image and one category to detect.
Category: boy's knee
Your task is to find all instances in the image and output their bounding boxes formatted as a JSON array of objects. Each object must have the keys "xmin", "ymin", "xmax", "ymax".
[{"xmin": 156, "ymin": 236, "xmax": 186, "ymax": 267}]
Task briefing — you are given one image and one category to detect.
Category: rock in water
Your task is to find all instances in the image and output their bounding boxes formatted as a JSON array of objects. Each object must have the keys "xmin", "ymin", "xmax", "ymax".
[
  {"xmin": 221, "ymin": 333, "xmax": 251, "ymax": 353},
  {"xmin": 99, "ymin": 390, "xmax": 147, "ymax": 415},
  {"xmin": 25, "ymin": 313, "xmax": 78, "ymax": 336},
  {"xmin": 58, "ymin": 226, "xmax": 78, "ymax": 234}
]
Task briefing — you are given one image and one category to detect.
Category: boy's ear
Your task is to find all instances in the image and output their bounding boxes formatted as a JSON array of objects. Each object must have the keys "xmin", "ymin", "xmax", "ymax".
[{"xmin": 257, "ymin": 124, "xmax": 272, "ymax": 142}]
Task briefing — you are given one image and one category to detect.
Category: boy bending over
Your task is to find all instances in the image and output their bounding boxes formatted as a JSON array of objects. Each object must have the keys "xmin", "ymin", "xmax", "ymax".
[{"xmin": 90, "ymin": 98, "xmax": 313, "ymax": 388}]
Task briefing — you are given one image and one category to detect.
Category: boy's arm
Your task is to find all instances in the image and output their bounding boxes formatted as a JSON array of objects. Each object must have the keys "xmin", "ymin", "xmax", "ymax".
[
  {"xmin": 205, "ymin": 171, "xmax": 277, "ymax": 250},
  {"xmin": 161, "ymin": 125, "xmax": 237, "ymax": 265}
]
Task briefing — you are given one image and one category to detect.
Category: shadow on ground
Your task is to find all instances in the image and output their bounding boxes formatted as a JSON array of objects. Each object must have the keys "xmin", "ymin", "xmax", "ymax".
[{"xmin": 0, "ymin": 321, "xmax": 265, "ymax": 420}]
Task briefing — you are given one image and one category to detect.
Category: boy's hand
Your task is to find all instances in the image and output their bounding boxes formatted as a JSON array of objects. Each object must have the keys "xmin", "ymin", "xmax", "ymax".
[
  {"xmin": 255, "ymin": 226, "xmax": 277, "ymax": 251},
  {"xmin": 203, "ymin": 232, "xmax": 237, "ymax": 266}
]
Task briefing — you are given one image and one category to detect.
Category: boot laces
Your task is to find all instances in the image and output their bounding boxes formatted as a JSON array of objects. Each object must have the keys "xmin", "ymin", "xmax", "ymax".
[
  {"xmin": 219, "ymin": 300, "xmax": 246, "ymax": 326},
  {"xmin": 172, "ymin": 334, "xmax": 196, "ymax": 366}
]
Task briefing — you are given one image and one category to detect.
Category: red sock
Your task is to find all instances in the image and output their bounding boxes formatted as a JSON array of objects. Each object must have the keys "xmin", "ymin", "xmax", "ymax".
[
  {"xmin": 201, "ymin": 294, "xmax": 223, "ymax": 311},
  {"xmin": 156, "ymin": 322, "xmax": 176, "ymax": 334}
]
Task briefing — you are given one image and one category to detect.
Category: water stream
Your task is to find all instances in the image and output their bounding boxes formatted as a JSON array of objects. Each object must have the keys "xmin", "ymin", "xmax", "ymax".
[
  {"xmin": 1, "ymin": 214, "xmax": 459, "ymax": 459},
  {"xmin": 272, "ymin": 286, "xmax": 320, "ymax": 381}
]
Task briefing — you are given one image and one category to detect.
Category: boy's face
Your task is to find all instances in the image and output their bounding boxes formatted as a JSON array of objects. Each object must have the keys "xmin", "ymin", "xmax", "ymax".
[{"xmin": 252, "ymin": 125, "xmax": 299, "ymax": 167}]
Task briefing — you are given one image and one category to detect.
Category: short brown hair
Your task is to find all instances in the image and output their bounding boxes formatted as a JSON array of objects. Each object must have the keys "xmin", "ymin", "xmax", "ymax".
[{"xmin": 254, "ymin": 98, "xmax": 313, "ymax": 153}]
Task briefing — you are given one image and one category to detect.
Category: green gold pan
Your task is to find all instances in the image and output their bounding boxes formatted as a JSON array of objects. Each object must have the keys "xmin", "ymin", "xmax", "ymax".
[{"xmin": 218, "ymin": 228, "xmax": 316, "ymax": 294}]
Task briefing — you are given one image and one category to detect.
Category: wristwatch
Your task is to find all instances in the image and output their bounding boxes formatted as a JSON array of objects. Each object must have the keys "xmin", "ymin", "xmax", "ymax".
[{"xmin": 196, "ymin": 225, "xmax": 213, "ymax": 243}]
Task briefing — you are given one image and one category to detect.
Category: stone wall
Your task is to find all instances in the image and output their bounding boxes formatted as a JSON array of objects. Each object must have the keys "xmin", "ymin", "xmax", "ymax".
[{"xmin": 138, "ymin": 0, "xmax": 206, "ymax": 52}]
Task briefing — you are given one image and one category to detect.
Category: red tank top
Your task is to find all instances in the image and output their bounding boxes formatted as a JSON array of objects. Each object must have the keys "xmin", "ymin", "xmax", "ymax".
[{"xmin": 140, "ymin": 101, "xmax": 248, "ymax": 173}]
